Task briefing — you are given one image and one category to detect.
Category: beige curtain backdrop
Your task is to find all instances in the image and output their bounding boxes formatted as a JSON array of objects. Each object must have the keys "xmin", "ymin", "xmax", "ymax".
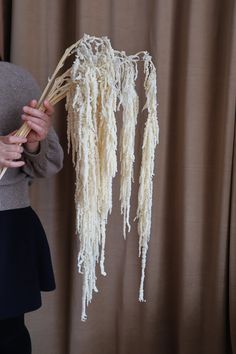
[
  {"xmin": 2, "ymin": 0, "xmax": 236, "ymax": 353},
  {"xmin": 0, "ymin": 1, "xmax": 3, "ymax": 59}
]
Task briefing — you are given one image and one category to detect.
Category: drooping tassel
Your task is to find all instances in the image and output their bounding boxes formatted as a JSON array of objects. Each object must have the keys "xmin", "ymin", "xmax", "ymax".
[
  {"xmin": 66, "ymin": 37, "xmax": 159, "ymax": 318},
  {"xmin": 136, "ymin": 53, "xmax": 159, "ymax": 301},
  {"xmin": 67, "ymin": 36, "xmax": 120, "ymax": 320},
  {"xmin": 119, "ymin": 57, "xmax": 139, "ymax": 238}
]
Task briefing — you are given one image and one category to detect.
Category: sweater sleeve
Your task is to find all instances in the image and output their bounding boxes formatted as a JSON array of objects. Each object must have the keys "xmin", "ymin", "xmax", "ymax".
[
  {"xmin": 3, "ymin": 62, "xmax": 65, "ymax": 179},
  {"xmin": 22, "ymin": 126, "xmax": 64, "ymax": 178}
]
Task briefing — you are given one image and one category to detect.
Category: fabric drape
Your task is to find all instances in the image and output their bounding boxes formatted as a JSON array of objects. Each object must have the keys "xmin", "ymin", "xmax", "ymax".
[
  {"xmin": 3, "ymin": 0, "xmax": 236, "ymax": 353},
  {"xmin": 0, "ymin": 0, "xmax": 12, "ymax": 60},
  {"xmin": 0, "ymin": 0, "xmax": 3, "ymax": 59}
]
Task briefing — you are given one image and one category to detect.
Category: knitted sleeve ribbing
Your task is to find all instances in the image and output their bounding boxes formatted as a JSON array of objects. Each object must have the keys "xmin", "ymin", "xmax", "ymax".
[{"xmin": 22, "ymin": 127, "xmax": 64, "ymax": 178}]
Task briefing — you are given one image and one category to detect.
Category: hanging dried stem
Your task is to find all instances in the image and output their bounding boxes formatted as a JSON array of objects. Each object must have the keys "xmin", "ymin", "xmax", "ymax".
[
  {"xmin": 119, "ymin": 57, "xmax": 139, "ymax": 238},
  {"xmin": 68, "ymin": 36, "xmax": 119, "ymax": 320},
  {"xmin": 136, "ymin": 54, "xmax": 159, "ymax": 302},
  {"xmin": 66, "ymin": 35, "xmax": 159, "ymax": 320}
]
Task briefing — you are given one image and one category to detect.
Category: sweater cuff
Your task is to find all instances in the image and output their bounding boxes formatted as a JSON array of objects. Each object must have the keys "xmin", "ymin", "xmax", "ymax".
[{"xmin": 23, "ymin": 139, "xmax": 48, "ymax": 162}]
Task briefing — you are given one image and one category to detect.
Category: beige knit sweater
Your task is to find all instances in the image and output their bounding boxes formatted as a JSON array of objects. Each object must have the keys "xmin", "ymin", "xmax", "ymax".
[{"xmin": 0, "ymin": 62, "xmax": 64, "ymax": 210}]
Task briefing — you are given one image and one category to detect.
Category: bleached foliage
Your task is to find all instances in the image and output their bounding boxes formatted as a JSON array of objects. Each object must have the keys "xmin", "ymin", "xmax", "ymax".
[{"xmin": 67, "ymin": 35, "xmax": 159, "ymax": 320}]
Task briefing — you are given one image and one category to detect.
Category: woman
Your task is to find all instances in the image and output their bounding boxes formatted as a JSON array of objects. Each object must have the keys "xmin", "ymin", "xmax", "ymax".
[{"xmin": 0, "ymin": 61, "xmax": 64, "ymax": 353}]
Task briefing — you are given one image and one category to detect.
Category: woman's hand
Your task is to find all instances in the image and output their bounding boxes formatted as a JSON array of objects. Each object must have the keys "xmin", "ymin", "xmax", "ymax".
[
  {"xmin": 0, "ymin": 135, "xmax": 27, "ymax": 168},
  {"xmin": 21, "ymin": 99, "xmax": 54, "ymax": 153}
]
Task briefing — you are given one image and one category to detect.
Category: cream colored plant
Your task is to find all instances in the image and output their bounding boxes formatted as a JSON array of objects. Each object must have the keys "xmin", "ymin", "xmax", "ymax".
[{"xmin": 0, "ymin": 34, "xmax": 159, "ymax": 321}]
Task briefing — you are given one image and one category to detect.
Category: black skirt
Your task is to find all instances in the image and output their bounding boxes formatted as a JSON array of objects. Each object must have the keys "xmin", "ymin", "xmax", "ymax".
[{"xmin": 0, "ymin": 207, "xmax": 56, "ymax": 319}]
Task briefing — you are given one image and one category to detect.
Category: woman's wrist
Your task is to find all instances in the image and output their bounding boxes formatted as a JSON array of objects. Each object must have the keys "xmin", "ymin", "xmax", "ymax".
[{"xmin": 24, "ymin": 141, "xmax": 40, "ymax": 154}]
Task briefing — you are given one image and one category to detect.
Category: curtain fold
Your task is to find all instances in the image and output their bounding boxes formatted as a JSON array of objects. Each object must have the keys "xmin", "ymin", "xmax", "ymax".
[
  {"xmin": 0, "ymin": 0, "xmax": 11, "ymax": 60},
  {"xmin": 0, "ymin": 1, "xmax": 3, "ymax": 60},
  {"xmin": 5, "ymin": 0, "xmax": 236, "ymax": 353},
  {"xmin": 229, "ymin": 109, "xmax": 236, "ymax": 353}
]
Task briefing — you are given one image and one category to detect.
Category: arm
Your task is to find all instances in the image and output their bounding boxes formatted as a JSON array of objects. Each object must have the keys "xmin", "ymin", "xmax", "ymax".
[{"xmin": 21, "ymin": 100, "xmax": 64, "ymax": 178}]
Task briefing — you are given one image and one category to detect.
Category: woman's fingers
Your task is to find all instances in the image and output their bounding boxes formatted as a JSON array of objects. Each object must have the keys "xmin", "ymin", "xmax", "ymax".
[
  {"xmin": 3, "ymin": 135, "xmax": 27, "ymax": 145},
  {"xmin": 0, "ymin": 145, "xmax": 24, "ymax": 161},
  {"xmin": 24, "ymin": 120, "xmax": 45, "ymax": 138},
  {"xmin": 0, "ymin": 136, "xmax": 26, "ymax": 169},
  {"xmin": 22, "ymin": 105, "xmax": 46, "ymax": 120},
  {"xmin": 20, "ymin": 99, "xmax": 54, "ymax": 145},
  {"xmin": 0, "ymin": 159, "xmax": 25, "ymax": 168},
  {"xmin": 22, "ymin": 118, "xmax": 49, "ymax": 141},
  {"xmin": 21, "ymin": 108, "xmax": 52, "ymax": 141},
  {"xmin": 4, "ymin": 151, "xmax": 22, "ymax": 160},
  {"xmin": 23, "ymin": 100, "xmax": 54, "ymax": 120},
  {"xmin": 43, "ymin": 100, "xmax": 54, "ymax": 116},
  {"xmin": 22, "ymin": 115, "xmax": 46, "ymax": 127},
  {"xmin": 4, "ymin": 144, "xmax": 23, "ymax": 153},
  {"xmin": 29, "ymin": 99, "xmax": 37, "ymax": 108},
  {"xmin": 0, "ymin": 149, "xmax": 25, "ymax": 168}
]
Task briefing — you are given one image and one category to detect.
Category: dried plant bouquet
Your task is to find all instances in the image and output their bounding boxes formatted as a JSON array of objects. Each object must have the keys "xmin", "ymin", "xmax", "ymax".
[{"xmin": 0, "ymin": 34, "xmax": 159, "ymax": 321}]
